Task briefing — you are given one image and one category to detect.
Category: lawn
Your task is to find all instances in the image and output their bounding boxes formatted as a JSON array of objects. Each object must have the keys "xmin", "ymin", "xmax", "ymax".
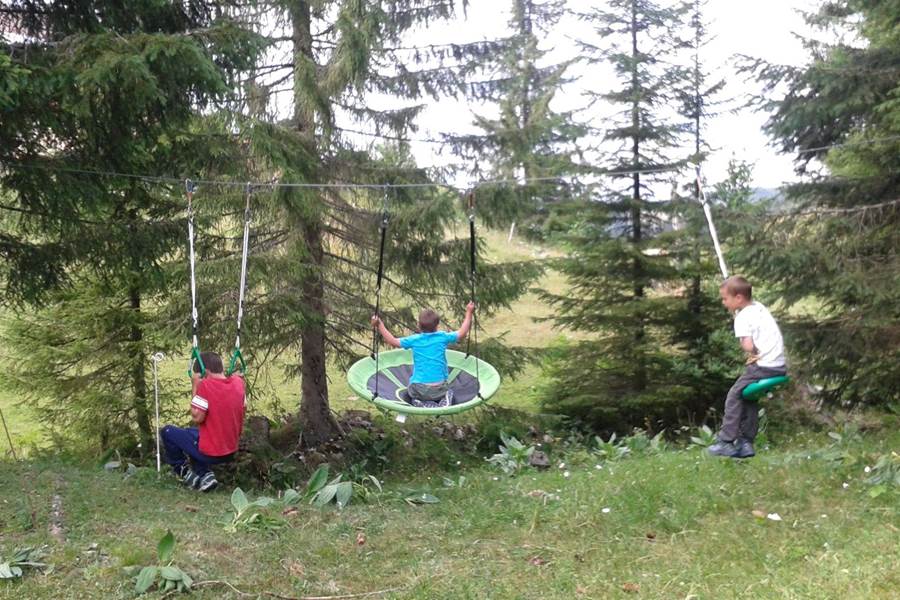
[{"xmin": 1, "ymin": 426, "xmax": 897, "ymax": 599}]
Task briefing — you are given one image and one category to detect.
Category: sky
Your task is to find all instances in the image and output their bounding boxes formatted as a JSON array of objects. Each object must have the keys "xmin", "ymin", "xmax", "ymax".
[{"xmin": 390, "ymin": 0, "xmax": 822, "ymax": 190}]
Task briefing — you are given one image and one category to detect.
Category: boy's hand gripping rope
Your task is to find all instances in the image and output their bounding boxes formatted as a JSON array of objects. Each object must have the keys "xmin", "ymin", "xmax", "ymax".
[
  {"xmin": 185, "ymin": 179, "xmax": 205, "ymax": 377},
  {"xmin": 227, "ymin": 183, "xmax": 252, "ymax": 376}
]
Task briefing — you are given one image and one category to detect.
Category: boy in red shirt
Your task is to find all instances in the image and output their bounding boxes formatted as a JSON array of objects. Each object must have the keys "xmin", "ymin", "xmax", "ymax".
[{"xmin": 160, "ymin": 352, "xmax": 245, "ymax": 492}]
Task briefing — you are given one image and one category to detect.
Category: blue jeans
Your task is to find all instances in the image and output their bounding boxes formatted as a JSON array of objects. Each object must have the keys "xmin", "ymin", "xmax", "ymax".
[{"xmin": 159, "ymin": 426, "xmax": 233, "ymax": 476}]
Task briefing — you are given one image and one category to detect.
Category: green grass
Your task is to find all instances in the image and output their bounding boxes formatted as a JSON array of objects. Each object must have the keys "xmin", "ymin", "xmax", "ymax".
[{"xmin": 1, "ymin": 429, "xmax": 897, "ymax": 599}]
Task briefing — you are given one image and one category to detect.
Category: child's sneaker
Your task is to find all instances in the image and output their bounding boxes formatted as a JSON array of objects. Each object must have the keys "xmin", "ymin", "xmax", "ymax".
[
  {"xmin": 197, "ymin": 471, "xmax": 218, "ymax": 492},
  {"xmin": 438, "ymin": 389, "xmax": 454, "ymax": 408},
  {"xmin": 181, "ymin": 468, "xmax": 201, "ymax": 489},
  {"xmin": 735, "ymin": 439, "xmax": 756, "ymax": 459},
  {"xmin": 707, "ymin": 439, "xmax": 740, "ymax": 458}
]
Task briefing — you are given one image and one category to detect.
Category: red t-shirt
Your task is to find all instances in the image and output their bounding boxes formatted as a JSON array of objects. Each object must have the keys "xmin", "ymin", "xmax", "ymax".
[{"xmin": 191, "ymin": 376, "xmax": 245, "ymax": 457}]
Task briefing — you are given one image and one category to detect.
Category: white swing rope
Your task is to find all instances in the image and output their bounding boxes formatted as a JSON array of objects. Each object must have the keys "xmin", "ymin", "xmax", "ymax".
[
  {"xmin": 185, "ymin": 179, "xmax": 204, "ymax": 376},
  {"xmin": 695, "ymin": 165, "xmax": 729, "ymax": 279}
]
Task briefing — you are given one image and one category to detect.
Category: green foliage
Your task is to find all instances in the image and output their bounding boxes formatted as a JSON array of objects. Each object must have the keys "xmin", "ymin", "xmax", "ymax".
[
  {"xmin": 689, "ymin": 425, "xmax": 717, "ymax": 448},
  {"xmin": 865, "ymin": 452, "xmax": 900, "ymax": 498},
  {"xmin": 448, "ymin": 0, "xmax": 587, "ymax": 233},
  {"xmin": 130, "ymin": 532, "xmax": 192, "ymax": 595},
  {"xmin": 623, "ymin": 429, "xmax": 668, "ymax": 454},
  {"xmin": 593, "ymin": 433, "xmax": 630, "ymax": 462},
  {"xmin": 487, "ymin": 432, "xmax": 535, "ymax": 476},
  {"xmin": 0, "ymin": 547, "xmax": 50, "ymax": 579},
  {"xmin": 739, "ymin": 0, "xmax": 900, "ymax": 407},
  {"xmin": 226, "ymin": 487, "xmax": 283, "ymax": 533},
  {"xmin": 0, "ymin": 1, "xmax": 262, "ymax": 452}
]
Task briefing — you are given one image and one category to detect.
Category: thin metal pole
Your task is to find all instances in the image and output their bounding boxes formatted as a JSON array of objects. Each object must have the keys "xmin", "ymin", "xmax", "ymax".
[{"xmin": 151, "ymin": 352, "xmax": 165, "ymax": 473}]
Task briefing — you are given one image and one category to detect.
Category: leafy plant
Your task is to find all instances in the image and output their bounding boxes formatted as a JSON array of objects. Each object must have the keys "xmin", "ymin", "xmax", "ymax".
[
  {"xmin": 487, "ymin": 432, "xmax": 535, "ymax": 476},
  {"xmin": 226, "ymin": 488, "xmax": 283, "ymax": 533},
  {"xmin": 865, "ymin": 452, "xmax": 900, "ymax": 498},
  {"xmin": 690, "ymin": 425, "xmax": 717, "ymax": 448},
  {"xmin": 623, "ymin": 429, "xmax": 667, "ymax": 454},
  {"xmin": 593, "ymin": 433, "xmax": 630, "ymax": 461},
  {"xmin": 131, "ymin": 532, "xmax": 193, "ymax": 595},
  {"xmin": 0, "ymin": 547, "xmax": 50, "ymax": 579}
]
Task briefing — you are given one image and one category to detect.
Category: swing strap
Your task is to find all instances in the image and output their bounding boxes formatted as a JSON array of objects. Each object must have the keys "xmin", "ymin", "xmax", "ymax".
[
  {"xmin": 695, "ymin": 166, "xmax": 729, "ymax": 280},
  {"xmin": 186, "ymin": 179, "xmax": 205, "ymax": 377},
  {"xmin": 228, "ymin": 183, "xmax": 253, "ymax": 375},
  {"xmin": 465, "ymin": 191, "xmax": 482, "ymax": 398},
  {"xmin": 371, "ymin": 189, "xmax": 390, "ymax": 398}
]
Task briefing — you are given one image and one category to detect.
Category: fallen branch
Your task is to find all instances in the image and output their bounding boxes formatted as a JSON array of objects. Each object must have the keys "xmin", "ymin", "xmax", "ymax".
[{"xmin": 162, "ymin": 580, "xmax": 405, "ymax": 600}]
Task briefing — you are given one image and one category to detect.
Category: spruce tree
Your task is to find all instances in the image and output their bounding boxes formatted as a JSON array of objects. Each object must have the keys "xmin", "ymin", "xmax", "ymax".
[
  {"xmin": 539, "ymin": 0, "xmax": 691, "ymax": 431},
  {"xmin": 446, "ymin": 0, "xmax": 587, "ymax": 237},
  {"xmin": 225, "ymin": 1, "xmax": 543, "ymax": 445},
  {"xmin": 666, "ymin": 0, "xmax": 735, "ymax": 414},
  {"xmin": 0, "ymin": 2, "xmax": 261, "ymax": 451},
  {"xmin": 740, "ymin": 0, "xmax": 900, "ymax": 406}
]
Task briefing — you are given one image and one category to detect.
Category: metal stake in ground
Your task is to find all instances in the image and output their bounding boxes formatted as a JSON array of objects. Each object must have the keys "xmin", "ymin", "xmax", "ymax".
[{"xmin": 151, "ymin": 352, "xmax": 166, "ymax": 474}]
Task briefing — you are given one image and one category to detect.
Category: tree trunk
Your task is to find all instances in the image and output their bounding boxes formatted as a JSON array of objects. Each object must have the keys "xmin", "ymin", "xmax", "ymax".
[
  {"xmin": 129, "ymin": 286, "xmax": 152, "ymax": 453},
  {"xmin": 292, "ymin": 0, "xmax": 341, "ymax": 447}
]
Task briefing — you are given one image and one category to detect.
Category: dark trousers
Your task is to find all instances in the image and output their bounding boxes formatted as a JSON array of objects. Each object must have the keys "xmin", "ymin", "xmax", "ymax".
[
  {"xmin": 719, "ymin": 364, "xmax": 787, "ymax": 443},
  {"xmin": 159, "ymin": 425, "xmax": 232, "ymax": 476}
]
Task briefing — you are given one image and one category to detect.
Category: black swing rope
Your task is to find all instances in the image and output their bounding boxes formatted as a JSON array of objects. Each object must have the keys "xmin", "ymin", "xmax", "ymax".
[
  {"xmin": 371, "ymin": 187, "xmax": 390, "ymax": 400},
  {"xmin": 466, "ymin": 191, "xmax": 482, "ymax": 399}
]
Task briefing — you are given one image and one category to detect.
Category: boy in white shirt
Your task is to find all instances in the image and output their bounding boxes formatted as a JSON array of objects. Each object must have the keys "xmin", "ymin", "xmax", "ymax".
[{"xmin": 709, "ymin": 276, "xmax": 787, "ymax": 459}]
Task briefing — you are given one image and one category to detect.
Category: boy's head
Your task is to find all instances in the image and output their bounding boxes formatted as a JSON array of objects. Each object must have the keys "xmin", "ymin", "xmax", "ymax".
[
  {"xmin": 418, "ymin": 308, "xmax": 440, "ymax": 333},
  {"xmin": 193, "ymin": 351, "xmax": 224, "ymax": 375},
  {"xmin": 719, "ymin": 276, "xmax": 752, "ymax": 312}
]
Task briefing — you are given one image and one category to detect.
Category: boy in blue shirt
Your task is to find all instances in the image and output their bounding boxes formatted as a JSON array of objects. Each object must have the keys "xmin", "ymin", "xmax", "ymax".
[{"xmin": 371, "ymin": 301, "xmax": 475, "ymax": 407}]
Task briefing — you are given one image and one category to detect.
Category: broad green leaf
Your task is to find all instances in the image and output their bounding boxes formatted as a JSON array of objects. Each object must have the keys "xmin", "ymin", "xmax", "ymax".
[
  {"xmin": 231, "ymin": 488, "xmax": 249, "ymax": 514},
  {"xmin": 335, "ymin": 481, "xmax": 353, "ymax": 508},
  {"xmin": 135, "ymin": 566, "xmax": 158, "ymax": 593},
  {"xmin": 282, "ymin": 489, "xmax": 301, "ymax": 505},
  {"xmin": 406, "ymin": 493, "xmax": 439, "ymax": 504},
  {"xmin": 157, "ymin": 531, "xmax": 175, "ymax": 564},
  {"xmin": 181, "ymin": 571, "xmax": 193, "ymax": 588},
  {"xmin": 313, "ymin": 484, "xmax": 338, "ymax": 507},
  {"xmin": 248, "ymin": 497, "xmax": 275, "ymax": 508},
  {"xmin": 0, "ymin": 563, "xmax": 14, "ymax": 579},
  {"xmin": 306, "ymin": 466, "xmax": 329, "ymax": 495},
  {"xmin": 869, "ymin": 485, "xmax": 887, "ymax": 498},
  {"xmin": 160, "ymin": 566, "xmax": 182, "ymax": 580},
  {"xmin": 10, "ymin": 566, "xmax": 22, "ymax": 578}
]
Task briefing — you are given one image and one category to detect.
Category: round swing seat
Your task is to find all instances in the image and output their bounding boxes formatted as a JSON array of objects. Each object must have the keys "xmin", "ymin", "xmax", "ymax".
[
  {"xmin": 742, "ymin": 375, "xmax": 790, "ymax": 402},
  {"xmin": 347, "ymin": 349, "xmax": 501, "ymax": 416}
]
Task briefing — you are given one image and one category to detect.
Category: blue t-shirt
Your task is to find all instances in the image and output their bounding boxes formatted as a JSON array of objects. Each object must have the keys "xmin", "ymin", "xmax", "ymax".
[{"xmin": 399, "ymin": 331, "xmax": 459, "ymax": 384}]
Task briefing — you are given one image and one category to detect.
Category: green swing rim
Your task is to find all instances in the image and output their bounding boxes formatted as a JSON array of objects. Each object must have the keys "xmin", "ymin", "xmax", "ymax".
[
  {"xmin": 742, "ymin": 375, "xmax": 790, "ymax": 401},
  {"xmin": 347, "ymin": 349, "xmax": 501, "ymax": 416}
]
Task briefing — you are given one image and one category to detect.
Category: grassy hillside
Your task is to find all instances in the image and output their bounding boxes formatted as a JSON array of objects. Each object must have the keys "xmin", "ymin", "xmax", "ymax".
[{"xmin": 0, "ymin": 426, "xmax": 897, "ymax": 599}]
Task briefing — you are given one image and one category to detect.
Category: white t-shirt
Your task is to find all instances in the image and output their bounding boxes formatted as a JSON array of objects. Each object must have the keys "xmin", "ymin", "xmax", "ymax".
[{"xmin": 734, "ymin": 301, "xmax": 786, "ymax": 368}]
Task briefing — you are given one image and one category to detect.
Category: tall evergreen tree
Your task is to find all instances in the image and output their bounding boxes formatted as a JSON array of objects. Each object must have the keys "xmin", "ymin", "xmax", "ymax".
[
  {"xmin": 539, "ymin": 0, "xmax": 690, "ymax": 431},
  {"xmin": 666, "ymin": 0, "xmax": 735, "ymax": 413},
  {"xmin": 0, "ymin": 2, "xmax": 261, "ymax": 450},
  {"xmin": 446, "ymin": 0, "xmax": 586, "ymax": 237},
  {"xmin": 740, "ymin": 0, "xmax": 900, "ymax": 406},
  {"xmin": 226, "ymin": 1, "xmax": 542, "ymax": 445}
]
